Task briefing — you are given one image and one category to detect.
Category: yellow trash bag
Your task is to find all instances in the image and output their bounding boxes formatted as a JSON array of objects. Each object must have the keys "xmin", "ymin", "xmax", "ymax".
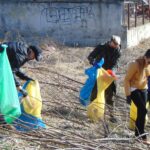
[
  {"xmin": 87, "ymin": 68, "xmax": 116, "ymax": 122},
  {"xmin": 21, "ymin": 80, "xmax": 42, "ymax": 118},
  {"xmin": 129, "ymin": 101, "xmax": 149, "ymax": 130}
]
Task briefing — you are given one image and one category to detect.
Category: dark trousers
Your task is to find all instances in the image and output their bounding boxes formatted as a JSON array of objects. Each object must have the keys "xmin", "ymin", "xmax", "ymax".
[
  {"xmin": 90, "ymin": 81, "xmax": 116, "ymax": 117},
  {"xmin": 148, "ymin": 91, "xmax": 150, "ymax": 103},
  {"xmin": 105, "ymin": 82, "xmax": 116, "ymax": 106},
  {"xmin": 131, "ymin": 89, "xmax": 147, "ymax": 140}
]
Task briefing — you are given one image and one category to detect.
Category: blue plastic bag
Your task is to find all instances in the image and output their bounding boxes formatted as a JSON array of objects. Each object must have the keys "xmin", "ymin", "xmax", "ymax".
[
  {"xmin": 14, "ymin": 80, "xmax": 46, "ymax": 132},
  {"xmin": 79, "ymin": 58, "xmax": 104, "ymax": 106}
]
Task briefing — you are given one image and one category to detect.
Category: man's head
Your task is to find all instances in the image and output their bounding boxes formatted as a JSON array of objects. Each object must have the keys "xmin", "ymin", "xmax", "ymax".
[
  {"xmin": 27, "ymin": 45, "xmax": 42, "ymax": 61},
  {"xmin": 110, "ymin": 35, "xmax": 121, "ymax": 49},
  {"xmin": 144, "ymin": 49, "xmax": 150, "ymax": 67}
]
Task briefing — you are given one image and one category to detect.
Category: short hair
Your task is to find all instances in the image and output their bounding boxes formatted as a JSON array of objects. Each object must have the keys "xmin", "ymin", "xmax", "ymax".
[
  {"xmin": 28, "ymin": 45, "xmax": 42, "ymax": 61},
  {"xmin": 144, "ymin": 49, "xmax": 150, "ymax": 58}
]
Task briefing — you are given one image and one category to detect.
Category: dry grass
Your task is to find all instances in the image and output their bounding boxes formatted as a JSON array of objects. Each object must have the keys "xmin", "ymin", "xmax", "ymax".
[{"xmin": 1, "ymin": 37, "xmax": 150, "ymax": 150}]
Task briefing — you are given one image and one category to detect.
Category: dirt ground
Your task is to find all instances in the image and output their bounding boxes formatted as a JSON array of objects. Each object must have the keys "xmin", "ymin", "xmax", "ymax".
[{"xmin": 1, "ymin": 38, "xmax": 150, "ymax": 150}]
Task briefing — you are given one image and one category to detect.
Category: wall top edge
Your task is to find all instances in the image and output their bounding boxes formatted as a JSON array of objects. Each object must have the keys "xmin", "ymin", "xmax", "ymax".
[{"xmin": 0, "ymin": 0, "xmax": 124, "ymax": 3}]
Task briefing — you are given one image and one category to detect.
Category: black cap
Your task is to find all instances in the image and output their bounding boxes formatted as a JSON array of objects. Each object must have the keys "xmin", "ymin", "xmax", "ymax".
[{"xmin": 29, "ymin": 45, "xmax": 42, "ymax": 61}]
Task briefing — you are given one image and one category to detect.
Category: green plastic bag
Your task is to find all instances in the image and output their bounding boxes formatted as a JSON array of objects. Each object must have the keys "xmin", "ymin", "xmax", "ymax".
[{"xmin": 0, "ymin": 44, "xmax": 21, "ymax": 124}]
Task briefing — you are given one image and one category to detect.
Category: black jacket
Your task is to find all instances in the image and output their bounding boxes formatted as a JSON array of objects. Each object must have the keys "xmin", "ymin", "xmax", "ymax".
[
  {"xmin": 87, "ymin": 42, "xmax": 121, "ymax": 70},
  {"xmin": 3, "ymin": 42, "xmax": 31, "ymax": 86}
]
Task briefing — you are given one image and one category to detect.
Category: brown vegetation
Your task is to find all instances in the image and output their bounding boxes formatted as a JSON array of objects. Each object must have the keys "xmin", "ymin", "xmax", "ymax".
[{"xmin": 1, "ymin": 38, "xmax": 150, "ymax": 149}]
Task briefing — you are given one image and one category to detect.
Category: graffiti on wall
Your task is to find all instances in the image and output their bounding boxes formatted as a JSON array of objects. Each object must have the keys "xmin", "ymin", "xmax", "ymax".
[{"xmin": 41, "ymin": 5, "xmax": 95, "ymax": 27}]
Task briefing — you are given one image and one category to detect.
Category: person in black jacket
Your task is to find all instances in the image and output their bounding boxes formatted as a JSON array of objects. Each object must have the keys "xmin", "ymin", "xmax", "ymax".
[
  {"xmin": 88, "ymin": 35, "xmax": 121, "ymax": 123},
  {"xmin": 0, "ymin": 41, "xmax": 42, "ymax": 97}
]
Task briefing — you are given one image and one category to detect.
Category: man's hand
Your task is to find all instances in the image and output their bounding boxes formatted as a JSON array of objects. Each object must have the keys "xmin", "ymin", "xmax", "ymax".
[
  {"xmin": 18, "ymin": 86, "xmax": 28, "ymax": 97},
  {"xmin": 26, "ymin": 77, "xmax": 34, "ymax": 81},
  {"xmin": 87, "ymin": 56, "xmax": 96, "ymax": 66},
  {"xmin": 20, "ymin": 89, "xmax": 28, "ymax": 97},
  {"xmin": 126, "ymin": 96, "xmax": 131, "ymax": 105}
]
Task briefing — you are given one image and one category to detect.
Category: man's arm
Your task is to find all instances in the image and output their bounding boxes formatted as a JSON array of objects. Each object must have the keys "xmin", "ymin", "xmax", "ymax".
[
  {"xmin": 124, "ymin": 62, "xmax": 137, "ymax": 96},
  {"xmin": 87, "ymin": 45, "xmax": 104, "ymax": 65},
  {"xmin": 15, "ymin": 68, "xmax": 33, "ymax": 81},
  {"xmin": 13, "ymin": 70, "xmax": 29, "ymax": 97},
  {"xmin": 13, "ymin": 71, "xmax": 21, "ymax": 87}
]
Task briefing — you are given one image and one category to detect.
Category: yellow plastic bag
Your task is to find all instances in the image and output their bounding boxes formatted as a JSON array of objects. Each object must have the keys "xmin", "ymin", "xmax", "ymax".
[
  {"xmin": 21, "ymin": 80, "xmax": 42, "ymax": 118},
  {"xmin": 129, "ymin": 101, "xmax": 149, "ymax": 130},
  {"xmin": 87, "ymin": 68, "xmax": 116, "ymax": 122}
]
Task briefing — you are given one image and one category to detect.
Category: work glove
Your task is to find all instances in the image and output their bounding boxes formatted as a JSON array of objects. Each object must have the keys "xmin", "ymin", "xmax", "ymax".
[
  {"xmin": 126, "ymin": 96, "xmax": 131, "ymax": 105},
  {"xmin": 19, "ymin": 88, "xmax": 28, "ymax": 97}
]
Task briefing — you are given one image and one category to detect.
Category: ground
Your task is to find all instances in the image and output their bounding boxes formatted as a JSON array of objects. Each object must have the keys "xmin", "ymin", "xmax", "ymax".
[{"xmin": 1, "ymin": 38, "xmax": 150, "ymax": 150}]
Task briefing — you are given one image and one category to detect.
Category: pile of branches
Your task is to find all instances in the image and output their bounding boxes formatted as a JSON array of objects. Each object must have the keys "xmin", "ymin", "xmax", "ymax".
[{"xmin": 0, "ymin": 68, "xmax": 149, "ymax": 150}]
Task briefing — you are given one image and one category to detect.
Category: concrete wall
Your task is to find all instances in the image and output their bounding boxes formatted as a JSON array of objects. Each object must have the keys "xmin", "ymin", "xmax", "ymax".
[
  {"xmin": 0, "ymin": 0, "xmax": 124, "ymax": 46},
  {"xmin": 127, "ymin": 23, "xmax": 150, "ymax": 48}
]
